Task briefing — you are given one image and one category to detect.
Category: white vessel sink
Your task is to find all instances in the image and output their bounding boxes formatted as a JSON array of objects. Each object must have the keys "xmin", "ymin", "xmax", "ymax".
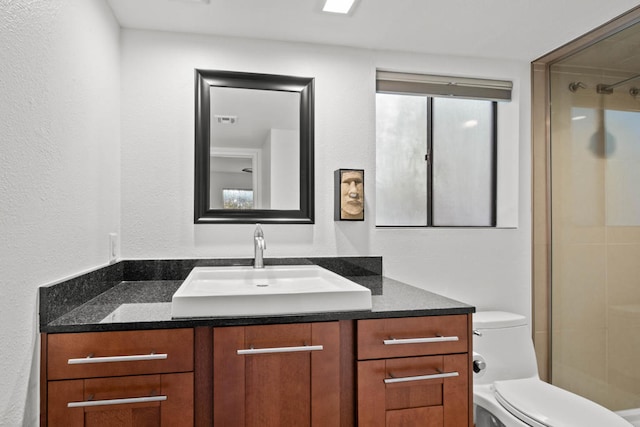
[{"xmin": 171, "ymin": 265, "xmax": 372, "ymax": 318}]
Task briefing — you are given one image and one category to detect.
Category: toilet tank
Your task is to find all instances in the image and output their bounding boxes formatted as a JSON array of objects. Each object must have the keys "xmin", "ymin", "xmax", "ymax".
[{"xmin": 473, "ymin": 311, "xmax": 539, "ymax": 385}]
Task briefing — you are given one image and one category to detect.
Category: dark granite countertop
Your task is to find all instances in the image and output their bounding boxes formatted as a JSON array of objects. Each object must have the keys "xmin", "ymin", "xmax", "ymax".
[{"xmin": 39, "ymin": 257, "xmax": 474, "ymax": 333}]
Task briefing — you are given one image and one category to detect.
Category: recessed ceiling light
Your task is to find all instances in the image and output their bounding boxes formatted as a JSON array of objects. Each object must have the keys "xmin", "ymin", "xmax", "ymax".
[{"xmin": 322, "ymin": 0, "xmax": 356, "ymax": 14}]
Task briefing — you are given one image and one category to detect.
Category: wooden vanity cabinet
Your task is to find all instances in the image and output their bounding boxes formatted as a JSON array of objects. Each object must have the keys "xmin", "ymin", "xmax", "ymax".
[
  {"xmin": 42, "ymin": 315, "xmax": 472, "ymax": 426},
  {"xmin": 212, "ymin": 321, "xmax": 348, "ymax": 427},
  {"xmin": 356, "ymin": 314, "xmax": 472, "ymax": 427},
  {"xmin": 42, "ymin": 328, "xmax": 194, "ymax": 427}
]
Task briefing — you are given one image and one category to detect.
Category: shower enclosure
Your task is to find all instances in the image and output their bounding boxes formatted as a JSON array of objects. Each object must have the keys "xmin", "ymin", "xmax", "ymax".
[{"xmin": 533, "ymin": 9, "xmax": 640, "ymax": 423}]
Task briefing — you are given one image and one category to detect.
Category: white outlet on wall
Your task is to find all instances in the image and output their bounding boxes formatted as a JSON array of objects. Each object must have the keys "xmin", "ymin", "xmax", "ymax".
[{"xmin": 109, "ymin": 232, "xmax": 118, "ymax": 263}]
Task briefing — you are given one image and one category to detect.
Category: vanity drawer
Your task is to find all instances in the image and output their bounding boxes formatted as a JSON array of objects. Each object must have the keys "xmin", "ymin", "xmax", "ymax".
[
  {"xmin": 357, "ymin": 315, "xmax": 468, "ymax": 360},
  {"xmin": 357, "ymin": 354, "xmax": 469, "ymax": 427},
  {"xmin": 47, "ymin": 372, "xmax": 193, "ymax": 426},
  {"xmin": 47, "ymin": 328, "xmax": 194, "ymax": 380}
]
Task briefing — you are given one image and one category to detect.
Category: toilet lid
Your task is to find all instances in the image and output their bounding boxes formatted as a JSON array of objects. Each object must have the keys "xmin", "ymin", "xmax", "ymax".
[{"xmin": 494, "ymin": 378, "xmax": 631, "ymax": 427}]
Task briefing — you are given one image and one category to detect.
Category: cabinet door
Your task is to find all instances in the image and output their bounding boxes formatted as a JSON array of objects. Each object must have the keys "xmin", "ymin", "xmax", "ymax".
[
  {"xmin": 357, "ymin": 354, "xmax": 468, "ymax": 427},
  {"xmin": 213, "ymin": 322, "xmax": 340, "ymax": 427},
  {"xmin": 47, "ymin": 372, "xmax": 193, "ymax": 427}
]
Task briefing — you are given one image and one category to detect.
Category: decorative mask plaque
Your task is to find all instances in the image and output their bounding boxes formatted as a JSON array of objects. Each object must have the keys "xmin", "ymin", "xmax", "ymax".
[{"xmin": 334, "ymin": 169, "xmax": 364, "ymax": 221}]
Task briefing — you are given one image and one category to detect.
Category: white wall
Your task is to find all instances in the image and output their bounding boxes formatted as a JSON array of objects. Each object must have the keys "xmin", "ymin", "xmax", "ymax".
[
  {"xmin": 0, "ymin": 1, "xmax": 120, "ymax": 425},
  {"xmin": 262, "ymin": 135, "xmax": 272, "ymax": 208},
  {"xmin": 268, "ymin": 129, "xmax": 299, "ymax": 210},
  {"xmin": 120, "ymin": 29, "xmax": 532, "ymax": 317}
]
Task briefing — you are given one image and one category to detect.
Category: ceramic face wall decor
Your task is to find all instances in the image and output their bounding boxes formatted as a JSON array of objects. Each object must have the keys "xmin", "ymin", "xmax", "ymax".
[{"xmin": 334, "ymin": 169, "xmax": 364, "ymax": 221}]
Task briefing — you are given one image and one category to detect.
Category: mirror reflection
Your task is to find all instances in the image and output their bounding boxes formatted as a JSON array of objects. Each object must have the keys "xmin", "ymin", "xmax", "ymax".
[
  {"xmin": 194, "ymin": 69, "xmax": 314, "ymax": 224},
  {"xmin": 209, "ymin": 87, "xmax": 300, "ymax": 210}
]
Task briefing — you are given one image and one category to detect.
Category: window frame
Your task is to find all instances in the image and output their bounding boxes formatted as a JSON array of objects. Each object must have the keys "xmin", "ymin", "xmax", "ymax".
[{"xmin": 375, "ymin": 73, "xmax": 505, "ymax": 228}]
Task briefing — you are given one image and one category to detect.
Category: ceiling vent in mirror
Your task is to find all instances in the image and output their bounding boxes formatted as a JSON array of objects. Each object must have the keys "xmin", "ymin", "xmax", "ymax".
[{"xmin": 215, "ymin": 115, "xmax": 237, "ymax": 125}]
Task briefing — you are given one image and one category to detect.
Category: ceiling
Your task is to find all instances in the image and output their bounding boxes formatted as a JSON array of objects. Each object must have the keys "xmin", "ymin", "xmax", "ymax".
[
  {"xmin": 107, "ymin": 0, "xmax": 640, "ymax": 62},
  {"xmin": 210, "ymin": 86, "xmax": 299, "ymax": 149}
]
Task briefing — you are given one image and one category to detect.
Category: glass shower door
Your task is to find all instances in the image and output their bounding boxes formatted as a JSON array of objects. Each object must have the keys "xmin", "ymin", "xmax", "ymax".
[{"xmin": 549, "ymin": 25, "xmax": 640, "ymax": 416}]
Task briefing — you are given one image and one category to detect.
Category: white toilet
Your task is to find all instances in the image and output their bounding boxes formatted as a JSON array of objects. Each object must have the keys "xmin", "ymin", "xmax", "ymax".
[{"xmin": 472, "ymin": 311, "xmax": 632, "ymax": 427}]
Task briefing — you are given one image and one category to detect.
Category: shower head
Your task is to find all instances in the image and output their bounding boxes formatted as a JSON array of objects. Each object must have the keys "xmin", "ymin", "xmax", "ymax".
[
  {"xmin": 569, "ymin": 82, "xmax": 587, "ymax": 93},
  {"xmin": 568, "ymin": 82, "xmax": 587, "ymax": 92}
]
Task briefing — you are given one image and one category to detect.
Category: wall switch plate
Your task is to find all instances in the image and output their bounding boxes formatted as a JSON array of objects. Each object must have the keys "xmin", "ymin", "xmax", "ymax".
[{"xmin": 109, "ymin": 233, "xmax": 118, "ymax": 263}]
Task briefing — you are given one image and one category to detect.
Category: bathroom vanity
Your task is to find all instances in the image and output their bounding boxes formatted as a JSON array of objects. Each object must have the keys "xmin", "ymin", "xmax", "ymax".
[{"xmin": 39, "ymin": 258, "xmax": 474, "ymax": 426}]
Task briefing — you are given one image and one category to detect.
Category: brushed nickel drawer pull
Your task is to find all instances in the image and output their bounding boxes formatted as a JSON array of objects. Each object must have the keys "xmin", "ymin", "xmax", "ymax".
[
  {"xmin": 68, "ymin": 352, "xmax": 168, "ymax": 365},
  {"xmin": 384, "ymin": 371, "xmax": 459, "ymax": 384},
  {"xmin": 67, "ymin": 395, "xmax": 167, "ymax": 408},
  {"xmin": 383, "ymin": 335, "xmax": 459, "ymax": 345},
  {"xmin": 237, "ymin": 345, "xmax": 323, "ymax": 355}
]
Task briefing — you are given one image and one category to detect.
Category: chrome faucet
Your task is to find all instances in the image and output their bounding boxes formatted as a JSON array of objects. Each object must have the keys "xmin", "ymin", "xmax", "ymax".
[{"xmin": 253, "ymin": 224, "xmax": 266, "ymax": 269}]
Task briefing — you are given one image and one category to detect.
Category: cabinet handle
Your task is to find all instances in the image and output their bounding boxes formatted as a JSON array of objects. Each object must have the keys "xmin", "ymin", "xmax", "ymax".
[
  {"xmin": 67, "ymin": 395, "xmax": 167, "ymax": 408},
  {"xmin": 384, "ymin": 371, "xmax": 459, "ymax": 384},
  {"xmin": 383, "ymin": 336, "xmax": 458, "ymax": 345},
  {"xmin": 237, "ymin": 345, "xmax": 323, "ymax": 355},
  {"xmin": 67, "ymin": 353, "xmax": 168, "ymax": 365}
]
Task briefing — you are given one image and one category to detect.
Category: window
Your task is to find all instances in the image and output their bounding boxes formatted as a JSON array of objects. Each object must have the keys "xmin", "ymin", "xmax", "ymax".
[
  {"xmin": 375, "ymin": 71, "xmax": 512, "ymax": 227},
  {"xmin": 222, "ymin": 188, "xmax": 254, "ymax": 209}
]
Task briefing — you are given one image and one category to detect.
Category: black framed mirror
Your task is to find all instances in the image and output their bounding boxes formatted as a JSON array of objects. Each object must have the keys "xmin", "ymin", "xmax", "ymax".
[{"xmin": 194, "ymin": 69, "xmax": 314, "ymax": 224}]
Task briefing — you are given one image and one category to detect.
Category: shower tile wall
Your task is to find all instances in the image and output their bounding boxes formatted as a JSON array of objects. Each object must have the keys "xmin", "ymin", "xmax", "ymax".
[{"xmin": 550, "ymin": 66, "xmax": 640, "ymax": 411}]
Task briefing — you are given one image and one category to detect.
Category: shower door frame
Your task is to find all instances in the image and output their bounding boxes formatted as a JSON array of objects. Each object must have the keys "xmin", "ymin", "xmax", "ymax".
[{"xmin": 531, "ymin": 6, "xmax": 640, "ymax": 382}]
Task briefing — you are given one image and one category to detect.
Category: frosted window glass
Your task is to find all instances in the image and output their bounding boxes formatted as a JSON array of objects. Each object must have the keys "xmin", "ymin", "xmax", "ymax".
[
  {"xmin": 223, "ymin": 189, "xmax": 254, "ymax": 209},
  {"xmin": 376, "ymin": 93, "xmax": 428, "ymax": 226},
  {"xmin": 432, "ymin": 98, "xmax": 494, "ymax": 226}
]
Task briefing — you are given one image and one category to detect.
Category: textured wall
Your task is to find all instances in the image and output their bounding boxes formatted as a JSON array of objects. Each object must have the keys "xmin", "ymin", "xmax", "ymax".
[
  {"xmin": 120, "ymin": 29, "xmax": 532, "ymax": 317},
  {"xmin": 0, "ymin": 1, "xmax": 120, "ymax": 424}
]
